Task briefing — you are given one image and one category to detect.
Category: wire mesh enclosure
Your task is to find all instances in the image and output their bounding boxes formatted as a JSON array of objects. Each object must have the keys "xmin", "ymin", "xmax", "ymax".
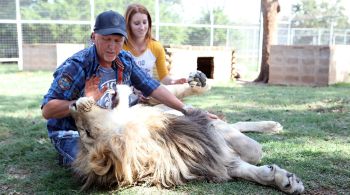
[{"xmin": 0, "ymin": 0, "xmax": 349, "ymax": 70}]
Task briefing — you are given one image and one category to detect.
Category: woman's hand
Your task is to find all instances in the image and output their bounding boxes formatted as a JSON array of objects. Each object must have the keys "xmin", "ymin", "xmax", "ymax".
[
  {"xmin": 161, "ymin": 76, "xmax": 187, "ymax": 85},
  {"xmin": 171, "ymin": 78, "xmax": 187, "ymax": 85}
]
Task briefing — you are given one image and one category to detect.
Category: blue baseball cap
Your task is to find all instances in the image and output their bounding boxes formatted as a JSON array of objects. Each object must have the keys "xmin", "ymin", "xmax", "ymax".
[{"xmin": 94, "ymin": 10, "xmax": 127, "ymax": 38}]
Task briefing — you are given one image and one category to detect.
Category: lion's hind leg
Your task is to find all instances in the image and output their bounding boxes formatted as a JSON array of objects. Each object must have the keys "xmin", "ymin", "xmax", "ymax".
[
  {"xmin": 231, "ymin": 121, "xmax": 283, "ymax": 133},
  {"xmin": 227, "ymin": 160, "xmax": 304, "ymax": 194},
  {"xmin": 209, "ymin": 119, "xmax": 263, "ymax": 165}
]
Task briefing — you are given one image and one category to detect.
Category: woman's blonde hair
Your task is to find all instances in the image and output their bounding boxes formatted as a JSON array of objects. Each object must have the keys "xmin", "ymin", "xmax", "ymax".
[{"xmin": 124, "ymin": 3, "xmax": 153, "ymax": 48}]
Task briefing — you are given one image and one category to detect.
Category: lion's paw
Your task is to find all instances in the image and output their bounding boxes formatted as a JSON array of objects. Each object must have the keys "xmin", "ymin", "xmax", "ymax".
[
  {"xmin": 76, "ymin": 97, "xmax": 95, "ymax": 112},
  {"xmin": 268, "ymin": 164, "xmax": 304, "ymax": 194},
  {"xmin": 188, "ymin": 70, "xmax": 207, "ymax": 88},
  {"xmin": 264, "ymin": 121, "xmax": 283, "ymax": 133}
]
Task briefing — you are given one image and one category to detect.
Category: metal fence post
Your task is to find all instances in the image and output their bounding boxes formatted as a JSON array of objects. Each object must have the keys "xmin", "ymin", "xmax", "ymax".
[
  {"xmin": 210, "ymin": 4, "xmax": 214, "ymax": 46},
  {"xmin": 90, "ymin": 0, "xmax": 94, "ymax": 32},
  {"xmin": 16, "ymin": 0, "xmax": 23, "ymax": 70},
  {"xmin": 155, "ymin": 0, "xmax": 159, "ymax": 41}
]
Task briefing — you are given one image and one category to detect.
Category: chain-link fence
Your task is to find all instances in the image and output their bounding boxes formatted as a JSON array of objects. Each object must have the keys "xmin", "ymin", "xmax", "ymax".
[{"xmin": 1, "ymin": 0, "xmax": 349, "ymax": 70}]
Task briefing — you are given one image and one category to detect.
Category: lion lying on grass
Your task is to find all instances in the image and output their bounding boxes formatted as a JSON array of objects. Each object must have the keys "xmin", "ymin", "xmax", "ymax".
[
  {"xmin": 144, "ymin": 71, "xmax": 283, "ymax": 134},
  {"xmin": 69, "ymin": 85, "xmax": 304, "ymax": 194}
]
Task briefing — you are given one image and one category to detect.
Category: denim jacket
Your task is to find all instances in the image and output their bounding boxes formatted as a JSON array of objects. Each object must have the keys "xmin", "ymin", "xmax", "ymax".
[{"xmin": 42, "ymin": 44, "xmax": 160, "ymax": 138}]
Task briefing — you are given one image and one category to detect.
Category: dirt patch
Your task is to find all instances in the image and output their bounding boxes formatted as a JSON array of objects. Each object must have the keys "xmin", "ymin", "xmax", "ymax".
[
  {"xmin": 0, "ymin": 184, "xmax": 21, "ymax": 195},
  {"xmin": 305, "ymin": 187, "xmax": 340, "ymax": 195},
  {"xmin": 307, "ymin": 99, "xmax": 348, "ymax": 113},
  {"xmin": 6, "ymin": 166, "xmax": 30, "ymax": 180},
  {"xmin": 0, "ymin": 127, "xmax": 11, "ymax": 140}
]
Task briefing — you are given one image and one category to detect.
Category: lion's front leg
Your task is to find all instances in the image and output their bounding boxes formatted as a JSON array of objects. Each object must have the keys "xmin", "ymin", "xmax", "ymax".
[
  {"xmin": 147, "ymin": 71, "xmax": 211, "ymax": 106},
  {"xmin": 75, "ymin": 97, "xmax": 95, "ymax": 112},
  {"xmin": 164, "ymin": 82, "xmax": 211, "ymax": 100},
  {"xmin": 173, "ymin": 70, "xmax": 211, "ymax": 99},
  {"xmin": 228, "ymin": 161, "xmax": 304, "ymax": 194},
  {"xmin": 147, "ymin": 83, "xmax": 211, "ymax": 105}
]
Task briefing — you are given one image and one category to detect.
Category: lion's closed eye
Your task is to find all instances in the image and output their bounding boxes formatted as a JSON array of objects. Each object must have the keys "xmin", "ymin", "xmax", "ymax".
[
  {"xmin": 86, "ymin": 129, "xmax": 93, "ymax": 138},
  {"xmin": 284, "ymin": 183, "xmax": 291, "ymax": 189},
  {"xmin": 267, "ymin": 165, "xmax": 274, "ymax": 171},
  {"xmin": 82, "ymin": 128, "xmax": 92, "ymax": 138}
]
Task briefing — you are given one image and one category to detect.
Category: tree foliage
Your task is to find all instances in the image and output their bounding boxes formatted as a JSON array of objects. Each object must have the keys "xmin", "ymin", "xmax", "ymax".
[
  {"xmin": 158, "ymin": 0, "xmax": 187, "ymax": 44},
  {"xmin": 185, "ymin": 8, "xmax": 231, "ymax": 46},
  {"xmin": 0, "ymin": 0, "xmax": 17, "ymax": 58},
  {"xmin": 17, "ymin": 0, "xmax": 186, "ymax": 44},
  {"xmin": 292, "ymin": 0, "xmax": 350, "ymax": 29},
  {"xmin": 1, "ymin": 0, "xmax": 234, "ymax": 58},
  {"xmin": 0, "ymin": 0, "xmax": 16, "ymax": 19},
  {"xmin": 21, "ymin": 0, "xmax": 90, "ymax": 20}
]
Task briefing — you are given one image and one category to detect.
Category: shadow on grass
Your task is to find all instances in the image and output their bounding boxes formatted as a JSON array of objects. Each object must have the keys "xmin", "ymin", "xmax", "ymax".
[
  {"xmin": 0, "ymin": 114, "xmax": 82, "ymax": 194},
  {"xmin": 207, "ymin": 84, "xmax": 350, "ymax": 107},
  {"xmin": 0, "ymin": 94, "xmax": 42, "ymax": 112},
  {"xmin": 0, "ymin": 64, "xmax": 19, "ymax": 74},
  {"xmin": 0, "ymin": 83, "xmax": 349, "ymax": 194},
  {"xmin": 192, "ymin": 85, "xmax": 350, "ymax": 138}
]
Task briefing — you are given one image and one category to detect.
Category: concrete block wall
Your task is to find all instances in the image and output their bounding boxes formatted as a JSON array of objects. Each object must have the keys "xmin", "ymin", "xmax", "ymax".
[
  {"xmin": 164, "ymin": 45, "xmax": 235, "ymax": 81},
  {"xmin": 269, "ymin": 45, "xmax": 350, "ymax": 86},
  {"xmin": 23, "ymin": 44, "xmax": 57, "ymax": 70},
  {"xmin": 23, "ymin": 44, "xmax": 236, "ymax": 82},
  {"xmin": 23, "ymin": 44, "xmax": 84, "ymax": 71}
]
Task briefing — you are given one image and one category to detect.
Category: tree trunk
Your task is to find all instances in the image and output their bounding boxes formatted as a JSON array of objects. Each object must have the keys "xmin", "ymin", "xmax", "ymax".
[{"xmin": 254, "ymin": 0, "xmax": 280, "ymax": 83}]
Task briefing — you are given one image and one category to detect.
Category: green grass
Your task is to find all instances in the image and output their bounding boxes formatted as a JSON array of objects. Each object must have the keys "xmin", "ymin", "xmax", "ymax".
[{"xmin": 0, "ymin": 64, "xmax": 349, "ymax": 194}]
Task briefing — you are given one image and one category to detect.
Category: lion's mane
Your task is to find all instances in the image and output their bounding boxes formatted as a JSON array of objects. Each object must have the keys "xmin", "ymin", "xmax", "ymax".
[{"xmin": 73, "ymin": 105, "xmax": 233, "ymax": 190}]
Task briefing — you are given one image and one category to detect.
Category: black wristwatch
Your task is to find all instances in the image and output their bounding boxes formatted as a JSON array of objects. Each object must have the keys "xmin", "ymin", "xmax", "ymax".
[{"xmin": 182, "ymin": 104, "xmax": 194, "ymax": 115}]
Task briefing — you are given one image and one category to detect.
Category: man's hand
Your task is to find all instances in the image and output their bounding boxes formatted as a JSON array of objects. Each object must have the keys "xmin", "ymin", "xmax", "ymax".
[
  {"xmin": 85, "ymin": 76, "xmax": 107, "ymax": 101},
  {"xmin": 132, "ymin": 88, "xmax": 150, "ymax": 104},
  {"xmin": 206, "ymin": 112, "xmax": 219, "ymax": 119},
  {"xmin": 182, "ymin": 104, "xmax": 219, "ymax": 119}
]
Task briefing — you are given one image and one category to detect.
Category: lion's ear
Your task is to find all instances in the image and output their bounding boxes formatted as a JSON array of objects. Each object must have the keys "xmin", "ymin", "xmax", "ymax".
[{"xmin": 89, "ymin": 146, "xmax": 112, "ymax": 176}]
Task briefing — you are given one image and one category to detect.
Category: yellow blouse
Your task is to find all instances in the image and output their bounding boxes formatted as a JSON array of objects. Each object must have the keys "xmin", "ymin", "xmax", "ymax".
[{"xmin": 123, "ymin": 40, "xmax": 168, "ymax": 81}]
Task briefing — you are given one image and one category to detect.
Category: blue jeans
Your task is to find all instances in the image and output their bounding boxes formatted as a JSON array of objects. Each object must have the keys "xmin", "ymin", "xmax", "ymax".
[{"xmin": 50, "ymin": 130, "xmax": 80, "ymax": 166}]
